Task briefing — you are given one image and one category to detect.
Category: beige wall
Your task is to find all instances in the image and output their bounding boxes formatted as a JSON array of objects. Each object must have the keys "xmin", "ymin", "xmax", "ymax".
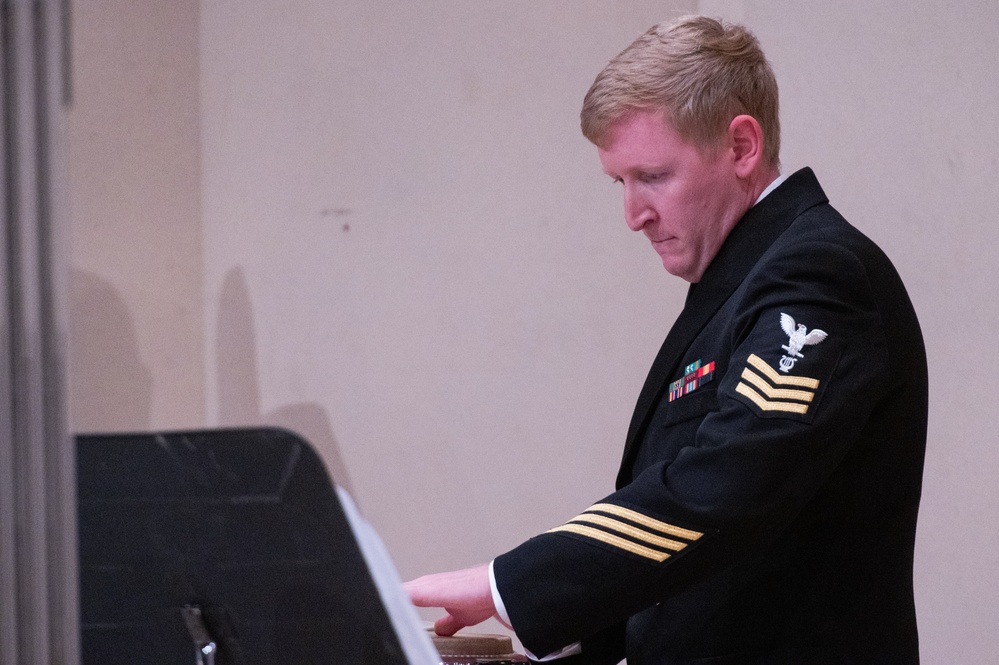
[
  {"xmin": 69, "ymin": 1, "xmax": 999, "ymax": 662},
  {"xmin": 69, "ymin": 0, "xmax": 204, "ymax": 432}
]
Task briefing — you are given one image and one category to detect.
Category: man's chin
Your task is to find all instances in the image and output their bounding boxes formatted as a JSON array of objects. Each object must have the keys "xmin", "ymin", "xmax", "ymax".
[{"xmin": 659, "ymin": 256, "xmax": 697, "ymax": 282}]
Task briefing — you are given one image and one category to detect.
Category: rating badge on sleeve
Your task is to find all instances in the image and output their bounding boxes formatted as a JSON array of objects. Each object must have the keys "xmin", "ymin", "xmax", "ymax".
[{"xmin": 778, "ymin": 312, "xmax": 827, "ymax": 372}]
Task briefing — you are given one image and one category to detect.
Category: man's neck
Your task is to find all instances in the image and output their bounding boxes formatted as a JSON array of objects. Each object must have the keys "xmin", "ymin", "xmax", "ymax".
[{"xmin": 751, "ymin": 166, "xmax": 782, "ymax": 202}]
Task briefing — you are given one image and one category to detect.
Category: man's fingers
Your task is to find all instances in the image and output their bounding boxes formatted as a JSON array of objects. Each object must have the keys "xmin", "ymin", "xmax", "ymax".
[
  {"xmin": 434, "ymin": 612, "xmax": 463, "ymax": 637},
  {"xmin": 404, "ymin": 564, "xmax": 492, "ymax": 609},
  {"xmin": 405, "ymin": 565, "xmax": 496, "ymax": 634},
  {"xmin": 403, "ymin": 577, "xmax": 434, "ymax": 606},
  {"xmin": 404, "ymin": 574, "xmax": 453, "ymax": 608}
]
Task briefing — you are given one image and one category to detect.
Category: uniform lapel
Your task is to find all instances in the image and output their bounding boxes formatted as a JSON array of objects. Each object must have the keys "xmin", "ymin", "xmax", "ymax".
[{"xmin": 617, "ymin": 169, "xmax": 829, "ymax": 487}]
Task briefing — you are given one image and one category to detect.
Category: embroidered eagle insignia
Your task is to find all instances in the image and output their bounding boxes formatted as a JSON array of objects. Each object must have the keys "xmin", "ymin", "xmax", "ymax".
[{"xmin": 778, "ymin": 313, "xmax": 827, "ymax": 372}]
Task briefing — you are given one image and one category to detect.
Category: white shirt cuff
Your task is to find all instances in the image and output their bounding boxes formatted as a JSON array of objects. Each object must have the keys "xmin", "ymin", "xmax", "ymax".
[{"xmin": 488, "ymin": 559, "xmax": 513, "ymax": 629}]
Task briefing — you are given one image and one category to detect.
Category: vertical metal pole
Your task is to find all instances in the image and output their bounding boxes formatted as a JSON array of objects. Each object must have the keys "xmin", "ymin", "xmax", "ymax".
[
  {"xmin": 40, "ymin": 0, "xmax": 77, "ymax": 659},
  {"xmin": 0, "ymin": 1, "xmax": 76, "ymax": 663},
  {"xmin": 0, "ymin": 0, "xmax": 19, "ymax": 655}
]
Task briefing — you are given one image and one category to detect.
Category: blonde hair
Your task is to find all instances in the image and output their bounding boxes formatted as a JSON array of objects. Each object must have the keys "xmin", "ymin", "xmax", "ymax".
[{"xmin": 581, "ymin": 15, "xmax": 780, "ymax": 167}]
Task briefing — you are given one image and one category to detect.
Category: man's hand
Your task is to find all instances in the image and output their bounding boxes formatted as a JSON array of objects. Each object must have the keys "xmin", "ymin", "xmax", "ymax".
[{"xmin": 404, "ymin": 563, "xmax": 497, "ymax": 636}]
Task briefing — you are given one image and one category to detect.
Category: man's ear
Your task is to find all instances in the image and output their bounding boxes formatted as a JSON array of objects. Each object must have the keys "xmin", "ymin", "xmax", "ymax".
[{"xmin": 728, "ymin": 114, "xmax": 764, "ymax": 178}]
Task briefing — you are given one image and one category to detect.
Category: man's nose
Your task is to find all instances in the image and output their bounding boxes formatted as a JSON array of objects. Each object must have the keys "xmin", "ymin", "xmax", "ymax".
[{"xmin": 623, "ymin": 186, "xmax": 654, "ymax": 232}]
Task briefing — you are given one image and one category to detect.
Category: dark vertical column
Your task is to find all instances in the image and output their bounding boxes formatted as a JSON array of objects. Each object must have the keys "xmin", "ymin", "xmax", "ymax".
[{"xmin": 0, "ymin": 1, "xmax": 76, "ymax": 664}]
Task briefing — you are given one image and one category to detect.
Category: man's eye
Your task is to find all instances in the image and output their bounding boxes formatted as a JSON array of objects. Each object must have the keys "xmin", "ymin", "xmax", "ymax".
[
  {"xmin": 610, "ymin": 177, "xmax": 623, "ymax": 185},
  {"xmin": 641, "ymin": 172, "xmax": 666, "ymax": 183}
]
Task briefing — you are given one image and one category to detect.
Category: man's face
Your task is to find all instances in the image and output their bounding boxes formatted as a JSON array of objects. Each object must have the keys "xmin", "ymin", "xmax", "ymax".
[{"xmin": 598, "ymin": 110, "xmax": 750, "ymax": 282}]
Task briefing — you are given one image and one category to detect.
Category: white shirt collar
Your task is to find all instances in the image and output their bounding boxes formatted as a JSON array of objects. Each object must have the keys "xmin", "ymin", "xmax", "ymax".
[{"xmin": 754, "ymin": 173, "xmax": 788, "ymax": 206}]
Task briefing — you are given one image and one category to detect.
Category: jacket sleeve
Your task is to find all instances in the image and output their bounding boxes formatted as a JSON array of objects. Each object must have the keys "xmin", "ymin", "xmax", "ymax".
[
  {"xmin": 526, "ymin": 622, "xmax": 625, "ymax": 665},
  {"xmin": 494, "ymin": 239, "xmax": 892, "ymax": 658}
]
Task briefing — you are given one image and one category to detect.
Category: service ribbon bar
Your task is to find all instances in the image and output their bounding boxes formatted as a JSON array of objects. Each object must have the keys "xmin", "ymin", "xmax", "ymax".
[{"xmin": 669, "ymin": 360, "xmax": 716, "ymax": 402}]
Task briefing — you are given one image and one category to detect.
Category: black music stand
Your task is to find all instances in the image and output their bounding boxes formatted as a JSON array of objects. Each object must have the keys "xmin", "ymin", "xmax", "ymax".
[{"xmin": 77, "ymin": 427, "xmax": 435, "ymax": 665}]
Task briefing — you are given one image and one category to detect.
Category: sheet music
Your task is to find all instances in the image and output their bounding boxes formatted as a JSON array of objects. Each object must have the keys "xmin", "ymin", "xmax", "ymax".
[{"xmin": 337, "ymin": 487, "xmax": 441, "ymax": 665}]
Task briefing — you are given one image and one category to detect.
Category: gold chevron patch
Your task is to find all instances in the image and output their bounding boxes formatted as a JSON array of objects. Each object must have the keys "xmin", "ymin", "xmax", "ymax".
[
  {"xmin": 735, "ymin": 354, "xmax": 820, "ymax": 415},
  {"xmin": 548, "ymin": 503, "xmax": 703, "ymax": 563}
]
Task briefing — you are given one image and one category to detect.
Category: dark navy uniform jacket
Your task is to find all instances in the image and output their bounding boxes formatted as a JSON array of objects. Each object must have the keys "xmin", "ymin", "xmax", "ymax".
[{"xmin": 494, "ymin": 168, "xmax": 928, "ymax": 664}]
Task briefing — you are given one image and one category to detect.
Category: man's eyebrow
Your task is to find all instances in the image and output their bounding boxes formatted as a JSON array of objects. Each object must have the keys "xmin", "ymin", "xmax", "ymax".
[{"xmin": 602, "ymin": 162, "xmax": 669, "ymax": 178}]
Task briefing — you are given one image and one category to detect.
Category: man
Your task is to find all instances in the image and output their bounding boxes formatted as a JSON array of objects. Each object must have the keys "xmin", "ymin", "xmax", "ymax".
[{"xmin": 407, "ymin": 16, "xmax": 927, "ymax": 664}]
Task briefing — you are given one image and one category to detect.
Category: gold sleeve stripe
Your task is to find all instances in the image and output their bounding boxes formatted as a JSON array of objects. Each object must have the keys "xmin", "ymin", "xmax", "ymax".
[
  {"xmin": 570, "ymin": 513, "xmax": 688, "ymax": 552},
  {"xmin": 740, "ymin": 367, "xmax": 814, "ymax": 403},
  {"xmin": 735, "ymin": 382, "xmax": 810, "ymax": 415},
  {"xmin": 747, "ymin": 354, "xmax": 820, "ymax": 389},
  {"xmin": 549, "ymin": 524, "xmax": 671, "ymax": 563},
  {"xmin": 588, "ymin": 503, "xmax": 703, "ymax": 541}
]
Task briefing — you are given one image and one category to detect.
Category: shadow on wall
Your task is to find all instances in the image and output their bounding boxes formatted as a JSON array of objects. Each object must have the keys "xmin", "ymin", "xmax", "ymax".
[
  {"xmin": 215, "ymin": 266, "xmax": 355, "ymax": 496},
  {"xmin": 70, "ymin": 270, "xmax": 153, "ymax": 432}
]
